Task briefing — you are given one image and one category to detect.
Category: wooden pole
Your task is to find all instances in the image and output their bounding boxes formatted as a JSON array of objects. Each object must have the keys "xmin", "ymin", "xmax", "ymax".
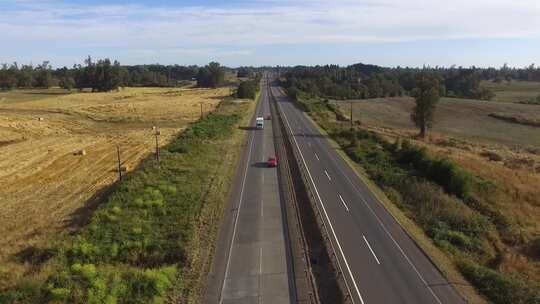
[
  {"xmin": 350, "ymin": 101, "xmax": 353, "ymax": 130},
  {"xmin": 200, "ymin": 103, "xmax": 203, "ymax": 119},
  {"xmin": 116, "ymin": 145, "xmax": 122, "ymax": 181},
  {"xmin": 155, "ymin": 130, "xmax": 160, "ymax": 162}
]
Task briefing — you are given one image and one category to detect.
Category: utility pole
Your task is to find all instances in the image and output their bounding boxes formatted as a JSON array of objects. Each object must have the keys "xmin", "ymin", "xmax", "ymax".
[
  {"xmin": 350, "ymin": 100, "xmax": 353, "ymax": 130},
  {"xmin": 116, "ymin": 145, "xmax": 122, "ymax": 181},
  {"xmin": 200, "ymin": 102, "xmax": 203, "ymax": 119},
  {"xmin": 155, "ymin": 128, "xmax": 160, "ymax": 163}
]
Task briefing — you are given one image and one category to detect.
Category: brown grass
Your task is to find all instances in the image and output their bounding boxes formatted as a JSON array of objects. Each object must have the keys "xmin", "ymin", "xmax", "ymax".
[
  {"xmin": 335, "ymin": 96, "xmax": 540, "ymax": 147},
  {"xmin": 481, "ymin": 80, "xmax": 540, "ymax": 104},
  {"xmin": 0, "ymin": 87, "xmax": 230, "ymax": 289}
]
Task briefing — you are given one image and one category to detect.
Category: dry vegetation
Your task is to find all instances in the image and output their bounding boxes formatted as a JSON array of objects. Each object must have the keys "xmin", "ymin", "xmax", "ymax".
[
  {"xmin": 338, "ymin": 96, "xmax": 540, "ymax": 147},
  {"xmin": 0, "ymin": 87, "xmax": 228, "ymax": 289},
  {"xmin": 334, "ymin": 96, "xmax": 540, "ymax": 298},
  {"xmin": 481, "ymin": 80, "xmax": 540, "ymax": 104}
]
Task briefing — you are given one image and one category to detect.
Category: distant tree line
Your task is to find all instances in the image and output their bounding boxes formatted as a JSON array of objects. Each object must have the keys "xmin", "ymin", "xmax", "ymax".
[
  {"xmin": 281, "ymin": 63, "xmax": 540, "ymax": 102},
  {"xmin": 0, "ymin": 58, "xmax": 233, "ymax": 92},
  {"xmin": 0, "ymin": 61, "xmax": 54, "ymax": 90}
]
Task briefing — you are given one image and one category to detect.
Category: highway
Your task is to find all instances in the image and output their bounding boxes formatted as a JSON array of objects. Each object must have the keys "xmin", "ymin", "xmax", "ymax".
[
  {"xmin": 205, "ymin": 78, "xmax": 293, "ymax": 304},
  {"xmin": 270, "ymin": 84, "xmax": 465, "ymax": 304}
]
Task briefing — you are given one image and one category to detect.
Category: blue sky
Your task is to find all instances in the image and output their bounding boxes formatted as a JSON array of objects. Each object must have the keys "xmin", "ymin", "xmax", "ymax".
[{"xmin": 1, "ymin": 0, "xmax": 539, "ymax": 68}]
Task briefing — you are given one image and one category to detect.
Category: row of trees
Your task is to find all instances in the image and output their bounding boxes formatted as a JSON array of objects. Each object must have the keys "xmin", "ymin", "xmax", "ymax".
[
  {"xmin": 0, "ymin": 58, "xmax": 233, "ymax": 92},
  {"xmin": 282, "ymin": 66, "xmax": 520, "ymax": 139},
  {"xmin": 0, "ymin": 61, "xmax": 54, "ymax": 90},
  {"xmin": 281, "ymin": 63, "xmax": 540, "ymax": 102}
]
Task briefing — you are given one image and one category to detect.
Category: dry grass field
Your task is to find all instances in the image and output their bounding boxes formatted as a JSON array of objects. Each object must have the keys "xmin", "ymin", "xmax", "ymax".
[
  {"xmin": 339, "ymin": 96, "xmax": 540, "ymax": 147},
  {"xmin": 0, "ymin": 87, "xmax": 228, "ymax": 288},
  {"xmin": 481, "ymin": 80, "xmax": 540, "ymax": 104}
]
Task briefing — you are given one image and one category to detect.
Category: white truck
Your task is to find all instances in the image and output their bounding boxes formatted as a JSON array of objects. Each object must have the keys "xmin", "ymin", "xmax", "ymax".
[{"xmin": 256, "ymin": 116, "xmax": 264, "ymax": 129}]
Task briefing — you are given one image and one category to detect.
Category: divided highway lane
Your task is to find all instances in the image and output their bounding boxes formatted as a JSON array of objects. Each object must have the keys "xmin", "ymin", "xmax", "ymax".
[
  {"xmin": 205, "ymin": 79, "xmax": 293, "ymax": 304},
  {"xmin": 271, "ymin": 85, "xmax": 465, "ymax": 304}
]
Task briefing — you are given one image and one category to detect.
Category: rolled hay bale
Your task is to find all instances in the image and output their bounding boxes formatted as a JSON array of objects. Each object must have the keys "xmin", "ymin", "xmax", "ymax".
[
  {"xmin": 120, "ymin": 165, "xmax": 129, "ymax": 172},
  {"xmin": 73, "ymin": 149, "xmax": 86, "ymax": 156},
  {"xmin": 38, "ymin": 117, "xmax": 44, "ymax": 121}
]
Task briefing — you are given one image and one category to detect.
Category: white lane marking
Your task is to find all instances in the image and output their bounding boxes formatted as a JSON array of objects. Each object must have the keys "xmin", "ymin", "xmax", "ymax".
[
  {"xmin": 259, "ymin": 247, "xmax": 263, "ymax": 303},
  {"xmin": 261, "ymin": 199, "xmax": 264, "ymax": 218},
  {"xmin": 315, "ymin": 153, "xmax": 319, "ymax": 161},
  {"xmin": 276, "ymin": 89, "xmax": 363, "ymax": 304},
  {"xmin": 219, "ymin": 93, "xmax": 262, "ymax": 304},
  {"xmin": 259, "ymin": 247, "xmax": 263, "ymax": 273},
  {"xmin": 324, "ymin": 170, "xmax": 332, "ymax": 181},
  {"xmin": 363, "ymin": 235, "xmax": 381, "ymax": 265},
  {"xmin": 338, "ymin": 194, "xmax": 350, "ymax": 212},
  {"xmin": 287, "ymin": 97, "xmax": 443, "ymax": 304}
]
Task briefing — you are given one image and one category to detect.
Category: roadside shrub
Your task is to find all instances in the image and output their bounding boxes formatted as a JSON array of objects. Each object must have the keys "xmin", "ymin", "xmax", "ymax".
[
  {"xmin": 458, "ymin": 258, "xmax": 540, "ymax": 304},
  {"xmin": 397, "ymin": 143, "xmax": 473, "ymax": 199},
  {"xmin": 124, "ymin": 266, "xmax": 177, "ymax": 303},
  {"xmin": 0, "ymin": 279, "xmax": 43, "ymax": 303},
  {"xmin": 235, "ymin": 80, "xmax": 258, "ymax": 99}
]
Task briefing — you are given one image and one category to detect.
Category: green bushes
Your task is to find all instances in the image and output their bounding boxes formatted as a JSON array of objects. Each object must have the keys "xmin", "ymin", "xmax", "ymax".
[
  {"xmin": 458, "ymin": 259, "xmax": 540, "ymax": 304},
  {"xmin": 397, "ymin": 142, "xmax": 473, "ymax": 199},
  {"xmin": 43, "ymin": 265, "xmax": 177, "ymax": 303},
  {"xmin": 235, "ymin": 80, "xmax": 258, "ymax": 99}
]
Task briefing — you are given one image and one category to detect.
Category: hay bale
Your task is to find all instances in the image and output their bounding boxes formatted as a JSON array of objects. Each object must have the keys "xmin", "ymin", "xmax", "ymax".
[
  {"xmin": 120, "ymin": 165, "xmax": 129, "ymax": 172},
  {"xmin": 38, "ymin": 117, "xmax": 44, "ymax": 121},
  {"xmin": 73, "ymin": 149, "xmax": 86, "ymax": 156}
]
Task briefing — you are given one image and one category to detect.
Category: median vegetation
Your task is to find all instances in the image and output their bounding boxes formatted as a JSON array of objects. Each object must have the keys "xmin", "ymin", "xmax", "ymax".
[
  {"xmin": 0, "ymin": 101, "xmax": 252, "ymax": 303},
  {"xmin": 283, "ymin": 87, "xmax": 540, "ymax": 304},
  {"xmin": 234, "ymin": 74, "xmax": 262, "ymax": 100}
]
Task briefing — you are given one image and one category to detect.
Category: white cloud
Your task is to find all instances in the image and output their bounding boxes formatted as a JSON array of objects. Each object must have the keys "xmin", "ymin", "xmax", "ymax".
[{"xmin": 0, "ymin": 0, "xmax": 539, "ymax": 65}]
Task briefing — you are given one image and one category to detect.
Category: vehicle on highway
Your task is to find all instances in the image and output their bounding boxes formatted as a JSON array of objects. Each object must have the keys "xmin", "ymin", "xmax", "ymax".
[
  {"xmin": 267, "ymin": 157, "xmax": 277, "ymax": 167},
  {"xmin": 256, "ymin": 116, "xmax": 264, "ymax": 129}
]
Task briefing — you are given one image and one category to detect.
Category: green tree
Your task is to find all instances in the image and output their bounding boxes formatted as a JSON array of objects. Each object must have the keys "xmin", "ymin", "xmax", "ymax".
[
  {"xmin": 411, "ymin": 72, "xmax": 440, "ymax": 139},
  {"xmin": 0, "ymin": 64, "xmax": 18, "ymax": 90},
  {"xmin": 197, "ymin": 62, "xmax": 225, "ymax": 88},
  {"xmin": 17, "ymin": 64, "xmax": 34, "ymax": 88},
  {"xmin": 34, "ymin": 61, "xmax": 53, "ymax": 88},
  {"xmin": 236, "ymin": 80, "xmax": 258, "ymax": 99}
]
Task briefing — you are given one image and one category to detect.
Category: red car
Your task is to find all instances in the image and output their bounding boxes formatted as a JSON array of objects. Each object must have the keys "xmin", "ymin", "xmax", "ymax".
[{"xmin": 267, "ymin": 157, "xmax": 278, "ymax": 167}]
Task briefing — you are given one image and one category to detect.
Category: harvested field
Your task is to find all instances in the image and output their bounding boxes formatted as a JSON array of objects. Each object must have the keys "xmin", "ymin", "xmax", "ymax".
[
  {"xmin": 0, "ymin": 87, "xmax": 228, "ymax": 288},
  {"xmin": 335, "ymin": 96, "xmax": 540, "ymax": 147},
  {"xmin": 481, "ymin": 80, "xmax": 540, "ymax": 104}
]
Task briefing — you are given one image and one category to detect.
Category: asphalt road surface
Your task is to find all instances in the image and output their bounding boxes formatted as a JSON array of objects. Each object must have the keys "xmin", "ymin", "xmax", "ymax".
[
  {"xmin": 205, "ymin": 79, "xmax": 293, "ymax": 304},
  {"xmin": 271, "ymin": 84, "xmax": 465, "ymax": 304}
]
